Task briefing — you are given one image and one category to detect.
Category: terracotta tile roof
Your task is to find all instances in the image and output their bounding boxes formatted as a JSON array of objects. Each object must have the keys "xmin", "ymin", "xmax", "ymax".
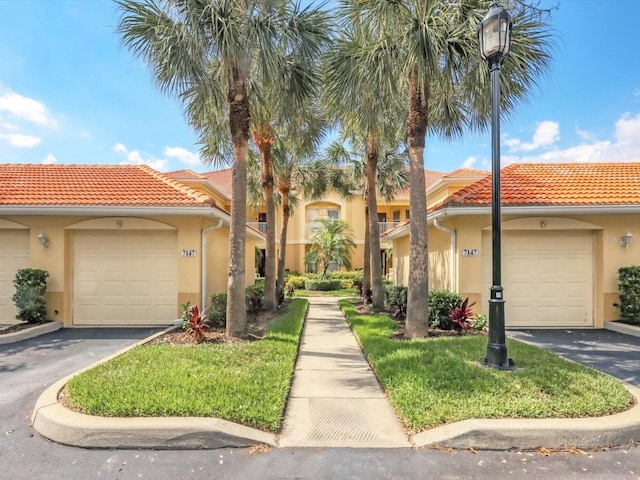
[
  {"xmin": 446, "ymin": 162, "xmax": 640, "ymax": 207},
  {"xmin": 0, "ymin": 164, "xmax": 216, "ymax": 207},
  {"xmin": 203, "ymin": 168, "xmax": 232, "ymax": 198},
  {"xmin": 442, "ymin": 168, "xmax": 489, "ymax": 179},
  {"xmin": 395, "ymin": 169, "xmax": 446, "ymax": 199},
  {"xmin": 165, "ymin": 169, "xmax": 207, "ymax": 180}
]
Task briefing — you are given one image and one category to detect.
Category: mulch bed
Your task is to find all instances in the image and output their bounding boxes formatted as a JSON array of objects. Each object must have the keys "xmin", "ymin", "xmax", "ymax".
[
  {"xmin": 0, "ymin": 320, "xmax": 50, "ymax": 335},
  {"xmin": 149, "ymin": 306, "xmax": 284, "ymax": 346},
  {"xmin": 352, "ymin": 298, "xmax": 487, "ymax": 339}
]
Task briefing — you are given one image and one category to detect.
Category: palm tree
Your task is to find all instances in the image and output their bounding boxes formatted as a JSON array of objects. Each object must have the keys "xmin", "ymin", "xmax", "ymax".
[
  {"xmin": 323, "ymin": 25, "xmax": 408, "ymax": 311},
  {"xmin": 117, "ymin": 0, "xmax": 330, "ymax": 335},
  {"xmin": 305, "ymin": 218, "xmax": 356, "ymax": 279},
  {"xmin": 323, "ymin": 138, "xmax": 408, "ymax": 310},
  {"xmin": 343, "ymin": 0, "xmax": 552, "ymax": 337}
]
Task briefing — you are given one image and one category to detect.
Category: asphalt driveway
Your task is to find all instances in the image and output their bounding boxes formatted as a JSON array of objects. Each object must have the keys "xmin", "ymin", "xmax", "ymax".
[
  {"xmin": 508, "ymin": 328, "xmax": 640, "ymax": 387},
  {"xmin": 1, "ymin": 326, "xmax": 640, "ymax": 478},
  {"xmin": 0, "ymin": 327, "xmax": 163, "ymax": 444}
]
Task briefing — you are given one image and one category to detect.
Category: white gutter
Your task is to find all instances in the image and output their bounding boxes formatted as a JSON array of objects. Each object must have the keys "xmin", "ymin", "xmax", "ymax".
[
  {"xmin": 0, "ymin": 205, "xmax": 231, "ymax": 218},
  {"xmin": 428, "ymin": 204, "xmax": 640, "ymax": 221},
  {"xmin": 434, "ymin": 219, "xmax": 456, "ymax": 292},
  {"xmin": 201, "ymin": 219, "xmax": 224, "ymax": 310}
]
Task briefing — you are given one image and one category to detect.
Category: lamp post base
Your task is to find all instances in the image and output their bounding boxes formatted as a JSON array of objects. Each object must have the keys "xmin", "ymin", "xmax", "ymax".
[{"xmin": 481, "ymin": 348, "xmax": 515, "ymax": 370}]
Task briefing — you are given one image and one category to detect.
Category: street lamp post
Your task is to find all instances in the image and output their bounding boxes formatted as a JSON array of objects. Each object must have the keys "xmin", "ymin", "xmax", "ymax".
[{"xmin": 478, "ymin": 3, "xmax": 514, "ymax": 370}]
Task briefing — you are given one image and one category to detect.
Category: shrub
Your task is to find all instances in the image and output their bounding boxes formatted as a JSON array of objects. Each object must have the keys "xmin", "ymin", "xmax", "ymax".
[
  {"xmin": 339, "ymin": 278, "xmax": 354, "ymax": 289},
  {"xmin": 326, "ymin": 270, "xmax": 363, "ymax": 285},
  {"xmin": 473, "ymin": 313, "xmax": 488, "ymax": 331},
  {"xmin": 448, "ymin": 297, "xmax": 476, "ymax": 331},
  {"xmin": 246, "ymin": 284, "xmax": 264, "ymax": 314},
  {"xmin": 428, "ymin": 289, "xmax": 464, "ymax": 330},
  {"xmin": 181, "ymin": 302, "xmax": 209, "ymax": 343},
  {"xmin": 286, "ymin": 275, "xmax": 307, "ymax": 289},
  {"xmin": 12, "ymin": 268, "xmax": 49, "ymax": 323},
  {"xmin": 207, "ymin": 293, "xmax": 227, "ymax": 329},
  {"xmin": 384, "ymin": 285, "xmax": 407, "ymax": 318},
  {"xmin": 617, "ymin": 266, "xmax": 640, "ymax": 325},
  {"xmin": 304, "ymin": 279, "xmax": 342, "ymax": 291}
]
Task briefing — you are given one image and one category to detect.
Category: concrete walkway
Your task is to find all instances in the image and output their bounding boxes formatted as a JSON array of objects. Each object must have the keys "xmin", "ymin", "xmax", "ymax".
[{"xmin": 279, "ymin": 297, "xmax": 410, "ymax": 448}]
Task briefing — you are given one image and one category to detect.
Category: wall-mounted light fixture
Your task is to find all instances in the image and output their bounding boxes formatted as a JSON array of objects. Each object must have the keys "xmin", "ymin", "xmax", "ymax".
[
  {"xmin": 37, "ymin": 231, "xmax": 49, "ymax": 249},
  {"xmin": 619, "ymin": 231, "xmax": 634, "ymax": 249}
]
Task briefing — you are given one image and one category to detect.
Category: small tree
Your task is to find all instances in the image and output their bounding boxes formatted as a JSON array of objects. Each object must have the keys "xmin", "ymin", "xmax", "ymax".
[
  {"xmin": 305, "ymin": 219, "xmax": 356, "ymax": 279},
  {"xmin": 12, "ymin": 268, "xmax": 49, "ymax": 323}
]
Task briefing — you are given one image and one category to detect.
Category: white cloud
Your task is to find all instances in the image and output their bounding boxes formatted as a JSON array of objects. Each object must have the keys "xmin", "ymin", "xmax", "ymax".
[
  {"xmin": 164, "ymin": 146, "xmax": 200, "ymax": 165},
  {"xmin": 42, "ymin": 153, "xmax": 57, "ymax": 164},
  {"xmin": 614, "ymin": 112, "xmax": 640, "ymax": 142},
  {"xmin": 0, "ymin": 92, "xmax": 56, "ymax": 127},
  {"xmin": 505, "ymin": 121, "xmax": 560, "ymax": 152},
  {"xmin": 575, "ymin": 127, "xmax": 595, "ymax": 141},
  {"xmin": 112, "ymin": 142, "xmax": 168, "ymax": 171},
  {"xmin": 113, "ymin": 142, "xmax": 127, "ymax": 154},
  {"xmin": 501, "ymin": 112, "xmax": 640, "ymax": 165},
  {"xmin": 0, "ymin": 133, "xmax": 41, "ymax": 148},
  {"xmin": 1, "ymin": 122, "xmax": 19, "ymax": 131},
  {"xmin": 461, "ymin": 156, "xmax": 478, "ymax": 168}
]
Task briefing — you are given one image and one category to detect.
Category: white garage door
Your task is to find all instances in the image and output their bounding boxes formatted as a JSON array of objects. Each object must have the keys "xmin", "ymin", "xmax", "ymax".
[
  {"xmin": 73, "ymin": 230, "xmax": 177, "ymax": 325},
  {"xmin": 482, "ymin": 230, "xmax": 593, "ymax": 328},
  {"xmin": 0, "ymin": 230, "xmax": 30, "ymax": 323}
]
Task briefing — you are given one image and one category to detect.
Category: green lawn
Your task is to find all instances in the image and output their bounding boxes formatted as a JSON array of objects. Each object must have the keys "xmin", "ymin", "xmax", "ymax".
[
  {"xmin": 65, "ymin": 298, "xmax": 308, "ymax": 433},
  {"xmin": 338, "ymin": 299, "xmax": 634, "ymax": 434}
]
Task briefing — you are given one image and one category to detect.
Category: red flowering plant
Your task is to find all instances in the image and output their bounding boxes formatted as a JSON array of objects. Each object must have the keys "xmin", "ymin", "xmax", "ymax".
[
  {"xmin": 448, "ymin": 297, "xmax": 476, "ymax": 331},
  {"xmin": 181, "ymin": 302, "xmax": 210, "ymax": 343}
]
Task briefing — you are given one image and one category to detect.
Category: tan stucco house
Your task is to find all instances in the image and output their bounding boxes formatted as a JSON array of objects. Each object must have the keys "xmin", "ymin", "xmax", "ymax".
[
  {"xmin": 383, "ymin": 162, "xmax": 640, "ymax": 329},
  {"xmin": 0, "ymin": 164, "xmax": 260, "ymax": 327}
]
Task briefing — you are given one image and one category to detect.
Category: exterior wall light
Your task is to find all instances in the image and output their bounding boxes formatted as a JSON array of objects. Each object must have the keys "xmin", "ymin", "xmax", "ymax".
[
  {"xmin": 37, "ymin": 232, "xmax": 49, "ymax": 249},
  {"xmin": 620, "ymin": 231, "xmax": 634, "ymax": 249}
]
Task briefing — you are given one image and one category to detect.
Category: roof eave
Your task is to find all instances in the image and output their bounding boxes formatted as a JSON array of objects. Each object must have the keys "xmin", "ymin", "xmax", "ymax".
[
  {"xmin": 0, "ymin": 205, "xmax": 230, "ymax": 218},
  {"xmin": 430, "ymin": 204, "xmax": 640, "ymax": 219}
]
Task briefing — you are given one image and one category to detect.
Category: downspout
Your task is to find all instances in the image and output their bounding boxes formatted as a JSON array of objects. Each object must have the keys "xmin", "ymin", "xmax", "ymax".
[
  {"xmin": 201, "ymin": 219, "xmax": 223, "ymax": 309},
  {"xmin": 434, "ymin": 219, "xmax": 456, "ymax": 292}
]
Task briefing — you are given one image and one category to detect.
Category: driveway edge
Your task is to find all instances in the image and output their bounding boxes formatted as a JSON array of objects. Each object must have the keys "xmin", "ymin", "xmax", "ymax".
[
  {"xmin": 30, "ymin": 326, "xmax": 278, "ymax": 449},
  {"xmin": 0, "ymin": 321, "xmax": 63, "ymax": 345},
  {"xmin": 605, "ymin": 321, "xmax": 640, "ymax": 338},
  {"xmin": 411, "ymin": 384, "xmax": 640, "ymax": 450}
]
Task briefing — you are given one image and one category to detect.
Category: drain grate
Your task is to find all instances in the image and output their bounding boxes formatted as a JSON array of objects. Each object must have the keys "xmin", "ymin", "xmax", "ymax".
[{"xmin": 307, "ymin": 398, "xmax": 380, "ymax": 441}]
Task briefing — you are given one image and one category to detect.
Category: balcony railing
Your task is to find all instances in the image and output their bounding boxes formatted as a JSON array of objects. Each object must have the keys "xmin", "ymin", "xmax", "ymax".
[
  {"xmin": 378, "ymin": 221, "xmax": 401, "ymax": 233},
  {"xmin": 247, "ymin": 222, "xmax": 267, "ymax": 234}
]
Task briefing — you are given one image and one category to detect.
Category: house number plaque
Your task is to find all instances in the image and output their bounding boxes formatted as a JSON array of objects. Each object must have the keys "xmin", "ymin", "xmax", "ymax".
[
  {"xmin": 181, "ymin": 249, "xmax": 197, "ymax": 257},
  {"xmin": 462, "ymin": 249, "xmax": 478, "ymax": 257}
]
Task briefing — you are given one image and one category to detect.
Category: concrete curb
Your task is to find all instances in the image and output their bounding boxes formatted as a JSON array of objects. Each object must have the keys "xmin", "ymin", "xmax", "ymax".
[
  {"xmin": 0, "ymin": 321, "xmax": 63, "ymax": 345},
  {"xmin": 411, "ymin": 384, "xmax": 640, "ymax": 450},
  {"xmin": 605, "ymin": 321, "xmax": 640, "ymax": 338},
  {"xmin": 30, "ymin": 326, "xmax": 278, "ymax": 450}
]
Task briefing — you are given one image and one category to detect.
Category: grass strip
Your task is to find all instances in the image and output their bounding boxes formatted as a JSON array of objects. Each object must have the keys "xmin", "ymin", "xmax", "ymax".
[
  {"xmin": 338, "ymin": 299, "xmax": 634, "ymax": 434},
  {"xmin": 65, "ymin": 298, "xmax": 308, "ymax": 433}
]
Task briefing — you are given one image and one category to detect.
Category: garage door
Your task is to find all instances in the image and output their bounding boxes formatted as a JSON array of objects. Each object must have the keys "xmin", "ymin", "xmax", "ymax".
[
  {"xmin": 481, "ymin": 230, "xmax": 593, "ymax": 328},
  {"xmin": 0, "ymin": 230, "xmax": 30, "ymax": 323},
  {"xmin": 73, "ymin": 230, "xmax": 177, "ymax": 325}
]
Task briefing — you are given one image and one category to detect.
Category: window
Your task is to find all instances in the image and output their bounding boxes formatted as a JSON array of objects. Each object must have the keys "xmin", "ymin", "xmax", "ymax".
[
  {"xmin": 405, "ymin": 209, "xmax": 410, "ymax": 220},
  {"xmin": 392, "ymin": 210, "xmax": 400, "ymax": 223},
  {"xmin": 327, "ymin": 208, "xmax": 339, "ymax": 220}
]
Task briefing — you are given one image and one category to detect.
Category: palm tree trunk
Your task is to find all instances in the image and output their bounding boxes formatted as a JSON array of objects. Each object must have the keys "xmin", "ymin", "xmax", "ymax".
[
  {"xmin": 226, "ymin": 75, "xmax": 249, "ymax": 338},
  {"xmin": 362, "ymin": 202, "xmax": 371, "ymax": 299},
  {"xmin": 276, "ymin": 184, "xmax": 291, "ymax": 292},
  {"xmin": 366, "ymin": 135, "xmax": 384, "ymax": 311},
  {"xmin": 405, "ymin": 76, "xmax": 429, "ymax": 338},
  {"xmin": 256, "ymin": 132, "xmax": 277, "ymax": 311}
]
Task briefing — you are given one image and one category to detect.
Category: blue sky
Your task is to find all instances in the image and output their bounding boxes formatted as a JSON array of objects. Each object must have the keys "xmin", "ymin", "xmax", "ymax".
[{"xmin": 0, "ymin": 0, "xmax": 639, "ymax": 174}]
